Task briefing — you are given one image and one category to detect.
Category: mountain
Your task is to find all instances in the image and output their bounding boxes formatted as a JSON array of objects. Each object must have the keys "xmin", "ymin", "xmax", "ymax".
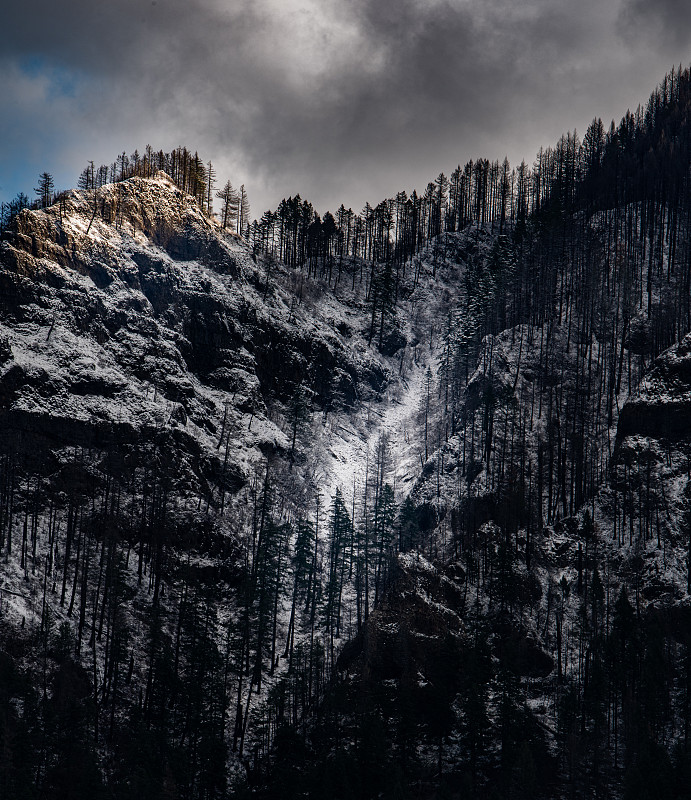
[{"xmin": 4, "ymin": 67, "xmax": 691, "ymax": 799}]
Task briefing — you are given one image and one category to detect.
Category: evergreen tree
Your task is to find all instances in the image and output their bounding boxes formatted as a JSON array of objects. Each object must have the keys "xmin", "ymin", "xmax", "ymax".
[{"xmin": 34, "ymin": 172, "xmax": 54, "ymax": 208}]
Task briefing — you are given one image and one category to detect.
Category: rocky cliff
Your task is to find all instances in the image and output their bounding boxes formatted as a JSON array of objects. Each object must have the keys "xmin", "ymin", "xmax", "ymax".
[{"xmin": 0, "ymin": 172, "xmax": 392, "ymax": 515}]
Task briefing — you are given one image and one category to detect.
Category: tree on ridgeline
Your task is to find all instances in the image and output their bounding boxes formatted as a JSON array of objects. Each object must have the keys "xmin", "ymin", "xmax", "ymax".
[
  {"xmin": 216, "ymin": 179, "xmax": 239, "ymax": 231},
  {"xmin": 35, "ymin": 172, "xmax": 54, "ymax": 208}
]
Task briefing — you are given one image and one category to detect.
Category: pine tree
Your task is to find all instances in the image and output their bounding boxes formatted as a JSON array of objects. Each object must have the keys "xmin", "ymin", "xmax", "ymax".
[
  {"xmin": 238, "ymin": 184, "xmax": 250, "ymax": 235},
  {"xmin": 216, "ymin": 180, "xmax": 239, "ymax": 230},
  {"xmin": 35, "ymin": 172, "xmax": 54, "ymax": 208}
]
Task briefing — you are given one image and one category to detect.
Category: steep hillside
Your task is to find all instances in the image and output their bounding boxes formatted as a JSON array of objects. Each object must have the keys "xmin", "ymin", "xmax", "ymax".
[
  {"xmin": 5, "ymin": 66, "xmax": 691, "ymax": 800},
  {"xmin": 0, "ymin": 171, "xmax": 475, "ymax": 798}
]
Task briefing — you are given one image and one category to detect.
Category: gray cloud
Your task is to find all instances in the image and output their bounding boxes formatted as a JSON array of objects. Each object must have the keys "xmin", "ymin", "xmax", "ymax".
[
  {"xmin": 620, "ymin": 0, "xmax": 691, "ymax": 47},
  {"xmin": 0, "ymin": 0, "xmax": 688, "ymax": 215}
]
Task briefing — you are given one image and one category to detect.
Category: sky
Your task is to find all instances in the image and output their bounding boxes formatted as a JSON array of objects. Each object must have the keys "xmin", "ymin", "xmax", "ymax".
[{"xmin": 1, "ymin": 0, "xmax": 690, "ymax": 218}]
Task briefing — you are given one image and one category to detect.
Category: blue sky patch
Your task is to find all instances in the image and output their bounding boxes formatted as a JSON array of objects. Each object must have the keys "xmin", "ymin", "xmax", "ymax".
[{"xmin": 19, "ymin": 55, "xmax": 79, "ymax": 98}]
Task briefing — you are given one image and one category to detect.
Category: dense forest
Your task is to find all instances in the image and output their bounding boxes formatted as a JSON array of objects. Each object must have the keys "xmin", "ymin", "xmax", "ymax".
[{"xmin": 2, "ymin": 65, "xmax": 691, "ymax": 799}]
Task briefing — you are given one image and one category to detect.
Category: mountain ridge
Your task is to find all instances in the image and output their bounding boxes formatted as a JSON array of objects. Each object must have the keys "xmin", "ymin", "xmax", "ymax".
[{"xmin": 5, "ymin": 67, "xmax": 691, "ymax": 798}]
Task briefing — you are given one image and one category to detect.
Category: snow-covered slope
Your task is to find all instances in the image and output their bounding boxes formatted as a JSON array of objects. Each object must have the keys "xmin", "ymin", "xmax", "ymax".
[
  {"xmin": 0, "ymin": 173, "xmax": 396, "ymax": 508},
  {"xmin": 8, "ymin": 171, "xmax": 691, "ymax": 797}
]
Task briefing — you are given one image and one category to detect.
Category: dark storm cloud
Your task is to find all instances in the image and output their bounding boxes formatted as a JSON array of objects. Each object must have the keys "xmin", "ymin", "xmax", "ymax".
[
  {"xmin": 0, "ymin": 0, "xmax": 687, "ymax": 214},
  {"xmin": 620, "ymin": 0, "xmax": 691, "ymax": 47}
]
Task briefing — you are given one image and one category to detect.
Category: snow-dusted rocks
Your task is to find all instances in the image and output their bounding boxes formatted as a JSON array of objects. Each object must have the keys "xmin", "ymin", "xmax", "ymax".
[
  {"xmin": 0, "ymin": 174, "xmax": 391, "ymax": 502},
  {"xmin": 618, "ymin": 332, "xmax": 691, "ymax": 441}
]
